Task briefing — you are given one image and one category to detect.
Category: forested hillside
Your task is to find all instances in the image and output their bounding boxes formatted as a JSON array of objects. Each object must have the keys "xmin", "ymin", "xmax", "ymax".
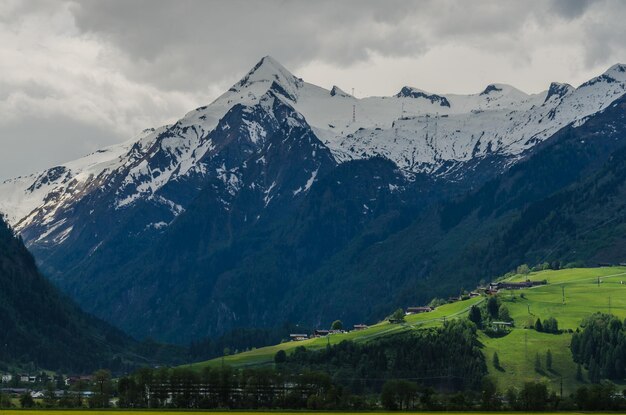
[{"xmin": 0, "ymin": 216, "xmax": 181, "ymax": 372}]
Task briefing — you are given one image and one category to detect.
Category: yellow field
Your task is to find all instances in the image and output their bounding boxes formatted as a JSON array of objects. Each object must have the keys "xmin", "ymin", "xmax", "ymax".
[{"xmin": 0, "ymin": 411, "xmax": 604, "ymax": 415}]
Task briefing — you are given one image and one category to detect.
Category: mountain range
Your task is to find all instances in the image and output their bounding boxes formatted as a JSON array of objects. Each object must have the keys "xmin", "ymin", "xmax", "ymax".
[{"xmin": 1, "ymin": 57, "xmax": 626, "ymax": 343}]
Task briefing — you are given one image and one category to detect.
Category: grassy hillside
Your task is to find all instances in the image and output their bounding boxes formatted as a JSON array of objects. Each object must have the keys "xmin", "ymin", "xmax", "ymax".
[
  {"xmin": 190, "ymin": 266, "xmax": 626, "ymax": 394},
  {"xmin": 482, "ymin": 267, "xmax": 626, "ymax": 394},
  {"xmin": 190, "ymin": 296, "xmax": 484, "ymax": 369}
]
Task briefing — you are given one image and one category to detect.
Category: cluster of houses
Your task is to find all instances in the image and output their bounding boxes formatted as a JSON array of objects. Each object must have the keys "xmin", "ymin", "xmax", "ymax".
[
  {"xmin": 0, "ymin": 373, "xmax": 95, "ymax": 399},
  {"xmin": 289, "ymin": 323, "xmax": 369, "ymax": 341},
  {"xmin": 485, "ymin": 279, "xmax": 547, "ymax": 294},
  {"xmin": 287, "ymin": 278, "xmax": 548, "ymax": 341},
  {"xmin": 0, "ymin": 373, "xmax": 93, "ymax": 387}
]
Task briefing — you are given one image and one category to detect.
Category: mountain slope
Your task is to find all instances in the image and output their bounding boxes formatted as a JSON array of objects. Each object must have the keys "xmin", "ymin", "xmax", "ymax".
[
  {"xmin": 0, "ymin": 58, "xmax": 625, "ymax": 342},
  {"xmin": 0, "ymin": 215, "xmax": 174, "ymax": 372},
  {"xmin": 292, "ymin": 94, "xmax": 626, "ymax": 324}
]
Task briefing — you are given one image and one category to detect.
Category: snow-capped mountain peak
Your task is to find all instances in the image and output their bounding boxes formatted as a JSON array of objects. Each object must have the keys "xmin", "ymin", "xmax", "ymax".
[
  {"xmin": 544, "ymin": 82, "xmax": 574, "ymax": 103},
  {"xmin": 395, "ymin": 86, "xmax": 451, "ymax": 107},
  {"xmin": 231, "ymin": 55, "xmax": 303, "ymax": 101},
  {"xmin": 1, "ymin": 59, "xmax": 626, "ymax": 247},
  {"xmin": 330, "ymin": 85, "xmax": 351, "ymax": 98}
]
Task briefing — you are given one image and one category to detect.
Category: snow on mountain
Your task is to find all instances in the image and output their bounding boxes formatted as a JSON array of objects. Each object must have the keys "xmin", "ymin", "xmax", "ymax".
[{"xmin": 1, "ymin": 57, "xmax": 625, "ymax": 238}]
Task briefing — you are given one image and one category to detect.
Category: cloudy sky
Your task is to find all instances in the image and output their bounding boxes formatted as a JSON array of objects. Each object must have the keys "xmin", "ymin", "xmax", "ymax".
[{"xmin": 1, "ymin": 0, "xmax": 625, "ymax": 180}]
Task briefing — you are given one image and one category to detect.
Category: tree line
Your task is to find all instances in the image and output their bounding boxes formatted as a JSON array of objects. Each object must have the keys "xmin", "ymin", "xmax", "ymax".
[{"xmin": 571, "ymin": 312, "xmax": 626, "ymax": 382}]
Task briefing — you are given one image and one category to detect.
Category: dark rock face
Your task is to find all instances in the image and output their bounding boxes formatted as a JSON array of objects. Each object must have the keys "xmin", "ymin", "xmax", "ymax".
[
  {"xmin": 396, "ymin": 86, "xmax": 451, "ymax": 107},
  {"xmin": 544, "ymin": 82, "xmax": 574, "ymax": 103},
  {"xmin": 480, "ymin": 84, "xmax": 503, "ymax": 95}
]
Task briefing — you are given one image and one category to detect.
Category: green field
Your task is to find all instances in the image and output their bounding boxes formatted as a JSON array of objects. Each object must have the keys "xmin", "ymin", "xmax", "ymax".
[
  {"xmin": 483, "ymin": 266, "xmax": 626, "ymax": 393},
  {"xmin": 189, "ymin": 267, "xmax": 626, "ymax": 394},
  {"xmin": 190, "ymin": 296, "xmax": 484, "ymax": 369}
]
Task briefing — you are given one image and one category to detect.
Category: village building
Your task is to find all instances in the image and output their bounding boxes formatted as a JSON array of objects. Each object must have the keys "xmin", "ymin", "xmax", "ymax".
[
  {"xmin": 491, "ymin": 321, "xmax": 514, "ymax": 333},
  {"xmin": 289, "ymin": 333, "xmax": 308, "ymax": 341},
  {"xmin": 489, "ymin": 279, "xmax": 547, "ymax": 291},
  {"xmin": 353, "ymin": 324, "xmax": 368, "ymax": 331},
  {"xmin": 406, "ymin": 306, "xmax": 433, "ymax": 314},
  {"xmin": 64, "ymin": 375, "xmax": 93, "ymax": 386}
]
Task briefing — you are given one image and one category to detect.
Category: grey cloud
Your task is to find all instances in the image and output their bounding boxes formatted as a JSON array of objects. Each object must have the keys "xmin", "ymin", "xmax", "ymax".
[
  {"xmin": 68, "ymin": 0, "xmax": 626, "ymax": 93},
  {"xmin": 550, "ymin": 0, "xmax": 595, "ymax": 19},
  {"xmin": 0, "ymin": 116, "xmax": 124, "ymax": 180},
  {"xmin": 1, "ymin": 0, "xmax": 626, "ymax": 179}
]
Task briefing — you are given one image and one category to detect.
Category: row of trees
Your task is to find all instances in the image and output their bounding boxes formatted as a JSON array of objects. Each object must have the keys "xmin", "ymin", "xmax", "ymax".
[
  {"xmin": 534, "ymin": 316, "xmax": 560, "ymax": 333},
  {"xmin": 380, "ymin": 377, "xmax": 626, "ymax": 411},
  {"xmin": 279, "ymin": 319, "xmax": 487, "ymax": 393},
  {"xmin": 117, "ymin": 366, "xmax": 362, "ymax": 409}
]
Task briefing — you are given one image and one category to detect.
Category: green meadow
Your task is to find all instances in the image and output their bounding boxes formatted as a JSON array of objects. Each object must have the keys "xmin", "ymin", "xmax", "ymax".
[
  {"xmin": 190, "ymin": 296, "xmax": 484, "ymax": 369},
  {"xmin": 189, "ymin": 267, "xmax": 626, "ymax": 394},
  {"xmin": 483, "ymin": 266, "xmax": 626, "ymax": 393}
]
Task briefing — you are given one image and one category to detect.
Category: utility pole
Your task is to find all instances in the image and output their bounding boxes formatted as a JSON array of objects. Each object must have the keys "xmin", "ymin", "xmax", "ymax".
[{"xmin": 525, "ymin": 330, "xmax": 528, "ymax": 361}]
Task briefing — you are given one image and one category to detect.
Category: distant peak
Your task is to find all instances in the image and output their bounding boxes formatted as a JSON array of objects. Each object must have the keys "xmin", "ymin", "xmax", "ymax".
[
  {"xmin": 480, "ymin": 84, "xmax": 503, "ymax": 96},
  {"xmin": 606, "ymin": 63, "xmax": 626, "ymax": 74},
  {"xmin": 579, "ymin": 63, "xmax": 626, "ymax": 89},
  {"xmin": 231, "ymin": 56, "xmax": 303, "ymax": 101},
  {"xmin": 330, "ymin": 85, "xmax": 351, "ymax": 97},
  {"xmin": 544, "ymin": 82, "xmax": 574, "ymax": 103},
  {"xmin": 395, "ymin": 86, "xmax": 450, "ymax": 107},
  {"xmin": 238, "ymin": 56, "xmax": 297, "ymax": 85}
]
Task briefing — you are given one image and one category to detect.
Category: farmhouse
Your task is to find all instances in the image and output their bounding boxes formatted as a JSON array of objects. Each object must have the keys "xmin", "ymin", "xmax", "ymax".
[
  {"xmin": 313, "ymin": 329, "xmax": 330, "ymax": 337},
  {"xmin": 65, "ymin": 375, "xmax": 93, "ymax": 386},
  {"xmin": 406, "ymin": 306, "xmax": 433, "ymax": 314},
  {"xmin": 0, "ymin": 374, "xmax": 12, "ymax": 383},
  {"xmin": 18, "ymin": 374, "xmax": 36, "ymax": 383},
  {"xmin": 489, "ymin": 279, "xmax": 547, "ymax": 291},
  {"xmin": 353, "ymin": 324, "xmax": 368, "ymax": 331},
  {"xmin": 289, "ymin": 333, "xmax": 308, "ymax": 341},
  {"xmin": 491, "ymin": 321, "xmax": 514, "ymax": 332}
]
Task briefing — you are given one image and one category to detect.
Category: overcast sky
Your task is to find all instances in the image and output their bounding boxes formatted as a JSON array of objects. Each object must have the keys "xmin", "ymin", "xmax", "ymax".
[{"xmin": 1, "ymin": 0, "xmax": 626, "ymax": 180}]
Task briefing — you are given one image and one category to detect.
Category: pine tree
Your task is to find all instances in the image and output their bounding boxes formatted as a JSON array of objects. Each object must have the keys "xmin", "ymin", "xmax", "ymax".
[
  {"xmin": 546, "ymin": 349, "xmax": 553, "ymax": 371},
  {"xmin": 493, "ymin": 352, "xmax": 501, "ymax": 369},
  {"xmin": 534, "ymin": 353, "xmax": 542, "ymax": 372},
  {"xmin": 588, "ymin": 357, "xmax": 600, "ymax": 383},
  {"xmin": 576, "ymin": 363, "xmax": 583, "ymax": 381},
  {"xmin": 469, "ymin": 305, "xmax": 482, "ymax": 326},
  {"xmin": 535, "ymin": 318, "xmax": 543, "ymax": 332}
]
